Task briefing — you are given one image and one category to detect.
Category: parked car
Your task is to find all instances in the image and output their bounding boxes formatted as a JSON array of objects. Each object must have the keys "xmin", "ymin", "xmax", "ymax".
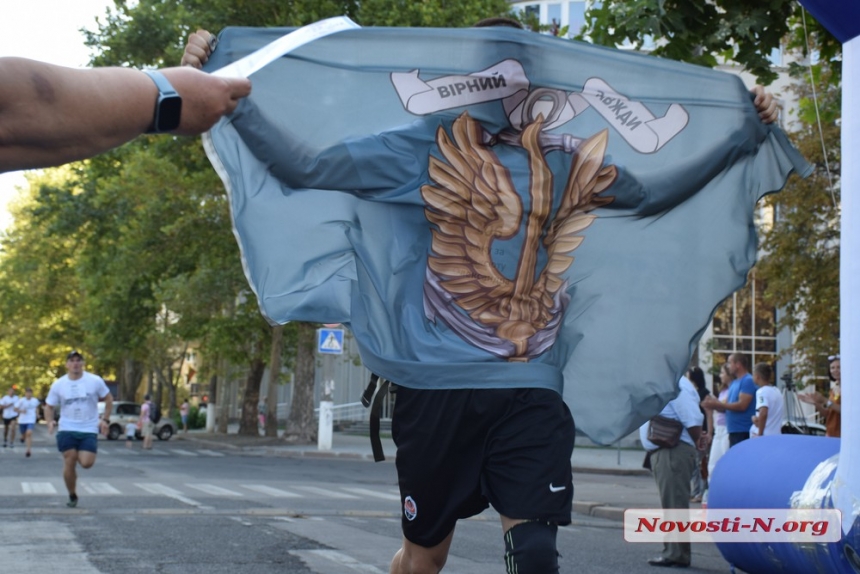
[{"xmin": 97, "ymin": 401, "xmax": 176, "ymax": 441}]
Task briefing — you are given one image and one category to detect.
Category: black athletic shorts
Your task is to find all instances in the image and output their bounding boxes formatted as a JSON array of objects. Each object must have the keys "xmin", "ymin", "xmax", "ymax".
[{"xmin": 392, "ymin": 386, "xmax": 575, "ymax": 547}]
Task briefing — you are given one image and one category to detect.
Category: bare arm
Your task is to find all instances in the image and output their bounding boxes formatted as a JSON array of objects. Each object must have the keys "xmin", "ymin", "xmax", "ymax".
[
  {"xmin": 44, "ymin": 405, "xmax": 55, "ymax": 435},
  {"xmin": 755, "ymin": 406, "xmax": 768, "ymax": 436},
  {"xmin": 0, "ymin": 57, "xmax": 251, "ymax": 173}
]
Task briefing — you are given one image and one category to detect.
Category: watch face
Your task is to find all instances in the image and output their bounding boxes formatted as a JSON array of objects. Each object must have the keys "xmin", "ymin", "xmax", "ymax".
[{"xmin": 157, "ymin": 95, "xmax": 183, "ymax": 132}]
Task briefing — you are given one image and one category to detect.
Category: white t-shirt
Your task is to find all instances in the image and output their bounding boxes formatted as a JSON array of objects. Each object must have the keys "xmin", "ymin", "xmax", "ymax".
[
  {"xmin": 16, "ymin": 397, "xmax": 40, "ymax": 424},
  {"xmin": 125, "ymin": 422, "xmax": 137, "ymax": 438},
  {"xmin": 751, "ymin": 385, "xmax": 786, "ymax": 437},
  {"xmin": 45, "ymin": 372, "xmax": 111, "ymax": 433},
  {"xmin": 0, "ymin": 395, "xmax": 18, "ymax": 419}
]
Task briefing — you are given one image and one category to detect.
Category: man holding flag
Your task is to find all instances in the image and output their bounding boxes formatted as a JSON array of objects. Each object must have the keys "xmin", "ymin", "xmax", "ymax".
[{"xmin": 184, "ymin": 16, "xmax": 802, "ymax": 572}]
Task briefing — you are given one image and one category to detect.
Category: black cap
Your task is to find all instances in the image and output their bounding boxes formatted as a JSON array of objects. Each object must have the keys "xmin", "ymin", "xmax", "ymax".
[{"xmin": 66, "ymin": 350, "xmax": 84, "ymax": 360}]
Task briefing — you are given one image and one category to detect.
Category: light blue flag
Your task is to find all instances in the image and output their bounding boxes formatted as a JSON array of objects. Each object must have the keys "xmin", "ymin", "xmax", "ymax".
[{"xmin": 204, "ymin": 24, "xmax": 810, "ymax": 444}]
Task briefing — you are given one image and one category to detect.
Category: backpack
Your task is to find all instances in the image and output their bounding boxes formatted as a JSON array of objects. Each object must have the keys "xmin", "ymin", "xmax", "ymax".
[{"xmin": 149, "ymin": 403, "xmax": 162, "ymax": 424}]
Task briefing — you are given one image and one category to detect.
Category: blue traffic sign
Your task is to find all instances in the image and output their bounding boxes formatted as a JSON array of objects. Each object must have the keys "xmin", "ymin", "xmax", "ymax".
[{"xmin": 317, "ymin": 328, "xmax": 344, "ymax": 355}]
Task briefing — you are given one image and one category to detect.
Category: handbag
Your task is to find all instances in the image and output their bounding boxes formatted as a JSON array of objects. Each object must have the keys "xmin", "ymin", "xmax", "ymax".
[{"xmin": 648, "ymin": 415, "xmax": 684, "ymax": 449}]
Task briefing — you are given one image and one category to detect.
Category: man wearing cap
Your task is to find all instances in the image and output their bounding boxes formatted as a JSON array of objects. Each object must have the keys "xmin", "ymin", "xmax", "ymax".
[{"xmin": 43, "ymin": 351, "xmax": 113, "ymax": 508}]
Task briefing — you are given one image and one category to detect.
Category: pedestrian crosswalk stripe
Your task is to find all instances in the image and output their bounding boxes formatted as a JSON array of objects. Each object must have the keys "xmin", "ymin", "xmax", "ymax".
[
  {"xmin": 22, "ymin": 482, "xmax": 56, "ymax": 494},
  {"xmin": 306, "ymin": 549, "xmax": 385, "ymax": 573},
  {"xmin": 136, "ymin": 483, "xmax": 207, "ymax": 508},
  {"xmin": 80, "ymin": 482, "xmax": 121, "ymax": 495},
  {"xmin": 197, "ymin": 449, "xmax": 225, "ymax": 457},
  {"xmin": 186, "ymin": 483, "xmax": 243, "ymax": 497},
  {"xmin": 242, "ymin": 484, "xmax": 302, "ymax": 498},
  {"xmin": 168, "ymin": 449, "xmax": 198, "ymax": 457},
  {"xmin": 294, "ymin": 485, "xmax": 359, "ymax": 499},
  {"xmin": 341, "ymin": 487, "xmax": 401, "ymax": 502}
]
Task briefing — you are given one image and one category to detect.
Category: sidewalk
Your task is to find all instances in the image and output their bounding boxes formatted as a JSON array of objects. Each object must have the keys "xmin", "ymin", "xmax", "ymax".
[{"xmin": 174, "ymin": 426, "xmax": 657, "ymax": 522}]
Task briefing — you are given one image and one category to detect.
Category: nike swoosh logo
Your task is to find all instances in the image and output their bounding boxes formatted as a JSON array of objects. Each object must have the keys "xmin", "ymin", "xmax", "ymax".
[{"xmin": 549, "ymin": 484, "xmax": 566, "ymax": 493}]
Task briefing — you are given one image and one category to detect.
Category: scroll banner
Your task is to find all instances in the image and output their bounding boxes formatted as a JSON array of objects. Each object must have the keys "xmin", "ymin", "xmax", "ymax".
[{"xmin": 392, "ymin": 63, "xmax": 688, "ymax": 154}]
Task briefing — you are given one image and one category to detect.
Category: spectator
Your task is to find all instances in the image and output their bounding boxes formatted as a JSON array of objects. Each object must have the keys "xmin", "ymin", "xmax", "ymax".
[
  {"xmin": 640, "ymin": 375, "xmax": 704, "ymax": 568},
  {"xmin": 750, "ymin": 362, "xmax": 785, "ymax": 437},
  {"xmin": 687, "ymin": 366, "xmax": 709, "ymax": 503},
  {"xmin": 125, "ymin": 418, "xmax": 138, "ymax": 448},
  {"xmin": 702, "ymin": 353, "xmax": 756, "ymax": 447},
  {"xmin": 140, "ymin": 395, "xmax": 155, "ymax": 450},
  {"xmin": 704, "ymin": 364, "xmax": 731, "ymax": 480},
  {"xmin": 180, "ymin": 400, "xmax": 190, "ymax": 433},
  {"xmin": 799, "ymin": 355, "xmax": 842, "ymax": 437}
]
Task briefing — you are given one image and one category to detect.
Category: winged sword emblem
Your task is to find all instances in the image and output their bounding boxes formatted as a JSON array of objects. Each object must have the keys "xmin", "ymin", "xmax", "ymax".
[{"xmin": 421, "ymin": 111, "xmax": 617, "ymax": 361}]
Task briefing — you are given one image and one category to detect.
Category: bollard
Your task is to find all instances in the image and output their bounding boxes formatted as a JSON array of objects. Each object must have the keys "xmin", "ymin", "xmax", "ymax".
[{"xmin": 318, "ymin": 400, "xmax": 333, "ymax": 451}]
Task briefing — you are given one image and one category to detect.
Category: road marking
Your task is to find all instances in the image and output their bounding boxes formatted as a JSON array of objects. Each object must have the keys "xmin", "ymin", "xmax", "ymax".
[
  {"xmin": 293, "ymin": 486, "xmax": 359, "ymax": 499},
  {"xmin": 168, "ymin": 449, "xmax": 199, "ymax": 457},
  {"xmin": 186, "ymin": 483, "xmax": 243, "ymax": 497},
  {"xmin": 135, "ymin": 483, "xmax": 208, "ymax": 508},
  {"xmin": 22, "ymin": 482, "xmax": 57, "ymax": 494},
  {"xmin": 197, "ymin": 449, "xmax": 225, "ymax": 457},
  {"xmin": 341, "ymin": 487, "xmax": 401, "ymax": 502},
  {"xmin": 0, "ymin": 520, "xmax": 101, "ymax": 571},
  {"xmin": 144, "ymin": 450, "xmax": 169, "ymax": 456},
  {"xmin": 242, "ymin": 484, "xmax": 302, "ymax": 498},
  {"xmin": 305, "ymin": 549, "xmax": 385, "ymax": 573},
  {"xmin": 79, "ymin": 482, "xmax": 121, "ymax": 495}
]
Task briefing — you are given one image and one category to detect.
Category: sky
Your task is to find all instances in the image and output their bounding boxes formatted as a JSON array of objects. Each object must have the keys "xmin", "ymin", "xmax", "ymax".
[{"xmin": 0, "ymin": 0, "xmax": 115, "ymax": 230}]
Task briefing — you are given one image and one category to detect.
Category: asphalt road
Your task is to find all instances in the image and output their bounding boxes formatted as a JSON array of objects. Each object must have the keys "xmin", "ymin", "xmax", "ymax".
[{"xmin": 0, "ymin": 425, "xmax": 740, "ymax": 573}]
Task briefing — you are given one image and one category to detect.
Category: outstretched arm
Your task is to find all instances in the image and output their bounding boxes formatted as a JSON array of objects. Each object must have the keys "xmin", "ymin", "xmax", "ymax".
[{"xmin": 0, "ymin": 57, "xmax": 251, "ymax": 173}]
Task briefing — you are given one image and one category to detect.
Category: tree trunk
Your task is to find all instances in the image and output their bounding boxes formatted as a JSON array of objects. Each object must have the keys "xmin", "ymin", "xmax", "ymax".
[
  {"xmin": 216, "ymin": 358, "xmax": 229, "ymax": 434},
  {"xmin": 237, "ymin": 357, "xmax": 266, "ymax": 436},
  {"xmin": 120, "ymin": 357, "xmax": 144, "ymax": 401},
  {"xmin": 265, "ymin": 324, "xmax": 284, "ymax": 437},
  {"xmin": 282, "ymin": 322, "xmax": 317, "ymax": 443}
]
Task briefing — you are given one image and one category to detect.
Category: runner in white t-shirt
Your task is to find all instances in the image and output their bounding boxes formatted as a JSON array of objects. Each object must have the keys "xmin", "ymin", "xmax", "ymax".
[
  {"xmin": 750, "ymin": 363, "xmax": 786, "ymax": 437},
  {"xmin": 0, "ymin": 388, "xmax": 19, "ymax": 448},
  {"xmin": 15, "ymin": 388, "xmax": 40, "ymax": 458},
  {"xmin": 43, "ymin": 351, "xmax": 113, "ymax": 508}
]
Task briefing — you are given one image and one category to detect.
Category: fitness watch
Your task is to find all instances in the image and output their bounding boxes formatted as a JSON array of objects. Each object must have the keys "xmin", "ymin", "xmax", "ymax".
[{"xmin": 143, "ymin": 70, "xmax": 182, "ymax": 133}]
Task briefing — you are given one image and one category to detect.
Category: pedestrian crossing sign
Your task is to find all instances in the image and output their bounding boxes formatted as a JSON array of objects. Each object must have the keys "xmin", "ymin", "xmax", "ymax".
[{"xmin": 318, "ymin": 328, "xmax": 344, "ymax": 355}]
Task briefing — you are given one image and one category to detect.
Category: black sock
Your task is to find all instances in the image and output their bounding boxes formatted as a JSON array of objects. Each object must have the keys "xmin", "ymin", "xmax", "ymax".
[{"xmin": 70, "ymin": 493, "xmax": 78, "ymax": 501}]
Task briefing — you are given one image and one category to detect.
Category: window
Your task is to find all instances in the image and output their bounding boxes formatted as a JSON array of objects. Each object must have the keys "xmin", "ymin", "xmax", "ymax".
[
  {"xmin": 548, "ymin": 3, "xmax": 562, "ymax": 35},
  {"xmin": 568, "ymin": 1, "xmax": 586, "ymax": 37},
  {"xmin": 710, "ymin": 274, "xmax": 777, "ymax": 381}
]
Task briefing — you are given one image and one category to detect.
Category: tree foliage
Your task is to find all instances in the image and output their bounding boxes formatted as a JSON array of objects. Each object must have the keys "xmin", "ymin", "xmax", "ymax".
[
  {"xmin": 584, "ymin": 0, "xmax": 794, "ymax": 85},
  {"xmin": 584, "ymin": 1, "xmax": 842, "ymax": 380},
  {"xmin": 757, "ymin": 66, "xmax": 840, "ymax": 380}
]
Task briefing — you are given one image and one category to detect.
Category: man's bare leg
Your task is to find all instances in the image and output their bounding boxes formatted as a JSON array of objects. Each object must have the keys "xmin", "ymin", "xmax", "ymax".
[
  {"xmin": 24, "ymin": 428, "xmax": 32, "ymax": 456},
  {"xmin": 62, "ymin": 449, "xmax": 79, "ymax": 501},
  {"xmin": 77, "ymin": 450, "xmax": 97, "ymax": 469},
  {"xmin": 390, "ymin": 529, "xmax": 455, "ymax": 574}
]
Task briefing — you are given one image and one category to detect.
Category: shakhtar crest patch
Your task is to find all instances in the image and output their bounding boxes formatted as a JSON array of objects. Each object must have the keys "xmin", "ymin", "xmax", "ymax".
[{"xmin": 404, "ymin": 496, "xmax": 418, "ymax": 521}]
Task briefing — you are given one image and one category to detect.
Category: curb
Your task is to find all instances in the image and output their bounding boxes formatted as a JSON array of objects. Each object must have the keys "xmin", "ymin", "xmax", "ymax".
[{"xmin": 572, "ymin": 501, "xmax": 626, "ymax": 522}]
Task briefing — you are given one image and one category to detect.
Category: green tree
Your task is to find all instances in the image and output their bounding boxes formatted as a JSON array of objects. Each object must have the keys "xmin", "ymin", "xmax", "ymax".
[
  {"xmin": 584, "ymin": 0, "xmax": 793, "ymax": 85},
  {"xmin": 757, "ymin": 66, "xmax": 840, "ymax": 381},
  {"xmin": 583, "ymin": 1, "xmax": 842, "ymax": 380}
]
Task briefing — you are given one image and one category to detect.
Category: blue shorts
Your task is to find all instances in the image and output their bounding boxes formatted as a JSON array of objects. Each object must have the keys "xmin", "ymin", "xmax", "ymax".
[
  {"xmin": 18, "ymin": 423, "xmax": 34, "ymax": 435},
  {"xmin": 56, "ymin": 431, "xmax": 98, "ymax": 453}
]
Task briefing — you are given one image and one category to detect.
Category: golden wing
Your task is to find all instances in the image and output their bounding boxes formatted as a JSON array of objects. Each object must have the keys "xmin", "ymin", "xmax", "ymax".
[
  {"xmin": 538, "ymin": 129, "xmax": 617, "ymax": 297},
  {"xmin": 421, "ymin": 112, "xmax": 521, "ymax": 321}
]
